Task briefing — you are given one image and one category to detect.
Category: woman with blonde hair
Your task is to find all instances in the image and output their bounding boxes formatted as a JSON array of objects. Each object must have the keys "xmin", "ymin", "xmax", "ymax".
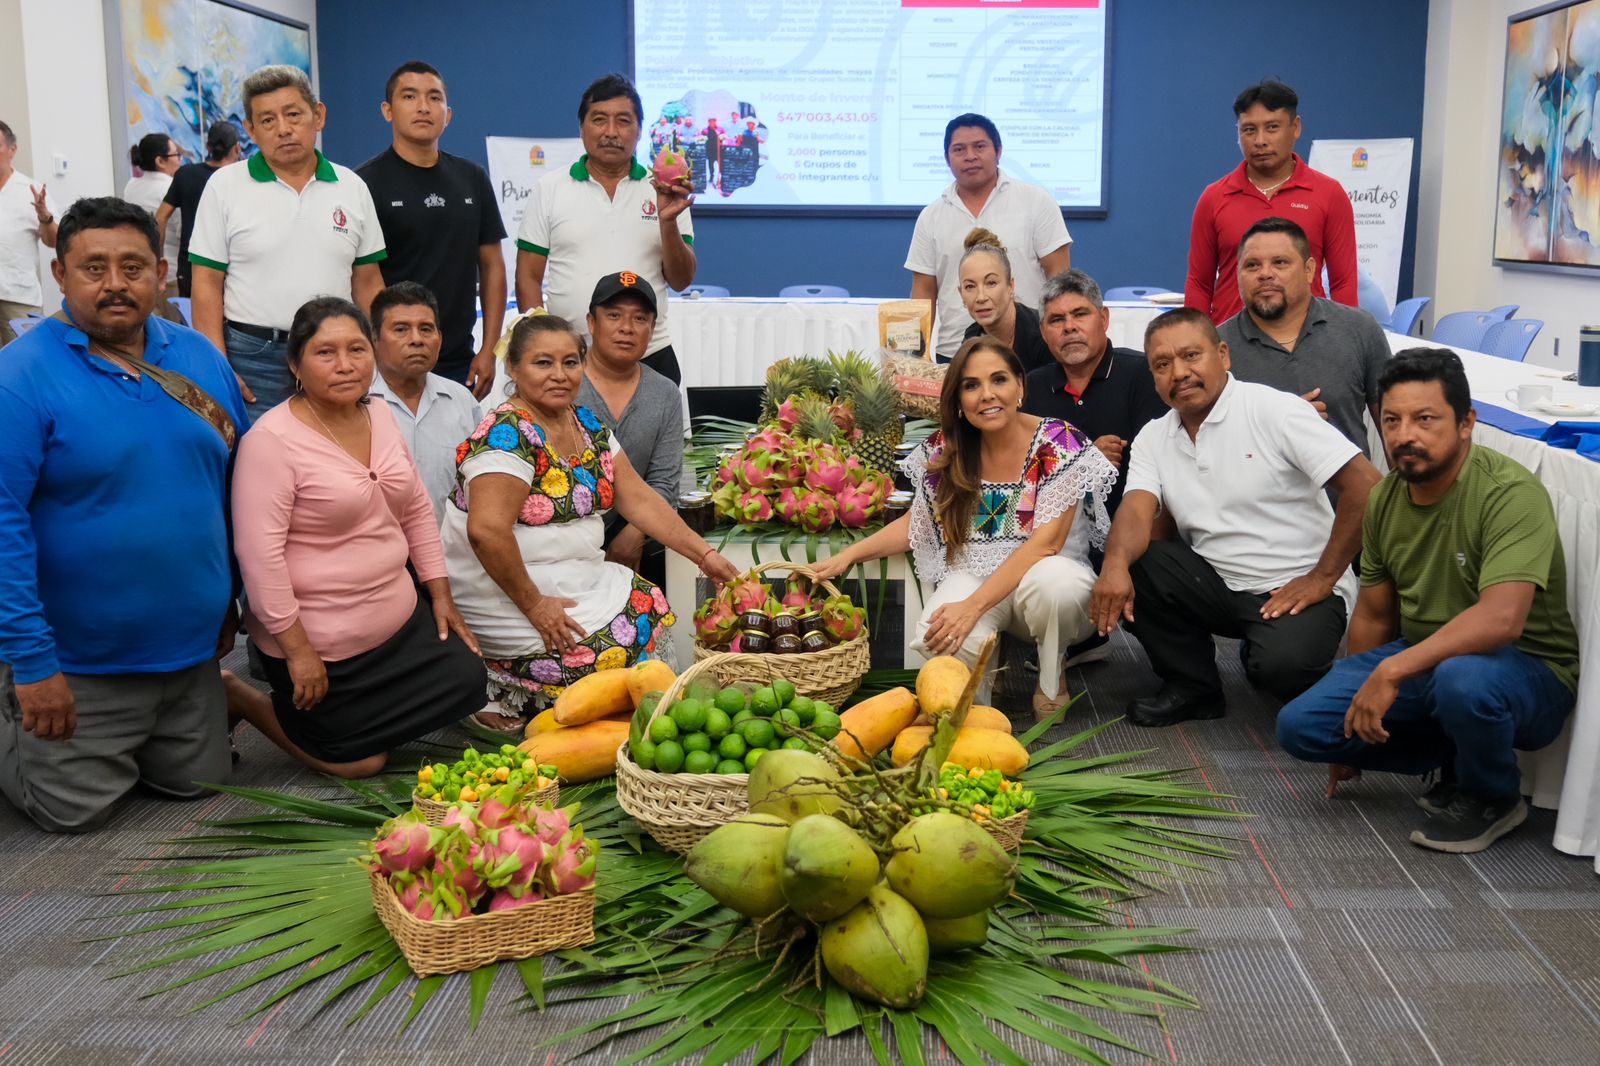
[
  {"xmin": 956, "ymin": 227, "xmax": 1053, "ymax": 373},
  {"xmin": 814, "ymin": 335, "xmax": 1115, "ymax": 718}
]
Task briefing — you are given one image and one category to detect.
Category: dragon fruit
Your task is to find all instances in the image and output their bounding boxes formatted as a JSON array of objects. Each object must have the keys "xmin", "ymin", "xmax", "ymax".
[
  {"xmin": 488, "ymin": 887, "xmax": 545, "ymax": 912},
  {"xmin": 780, "ymin": 575, "xmax": 811, "ymax": 611},
  {"xmin": 476, "ymin": 823, "xmax": 547, "ymax": 890},
  {"xmin": 366, "ymin": 811, "xmax": 435, "ymax": 875},
  {"xmin": 821, "ymin": 595, "xmax": 866, "ymax": 642},
  {"xmin": 795, "ymin": 490, "xmax": 837, "ymax": 533},
  {"xmin": 735, "ymin": 489, "xmax": 774, "ymax": 523},
  {"xmin": 747, "ymin": 427, "xmax": 792, "ymax": 455},
  {"xmin": 543, "ymin": 830, "xmax": 599, "ymax": 895},
  {"xmin": 714, "ymin": 460, "xmax": 738, "ymax": 487},
  {"xmin": 776, "ymin": 399, "xmax": 800, "ymax": 433},
  {"xmin": 711, "ymin": 478, "xmax": 744, "ymax": 520},
  {"xmin": 804, "ymin": 446, "xmax": 850, "ymax": 495},
  {"xmin": 440, "ymin": 805, "xmax": 479, "ymax": 840},
  {"xmin": 694, "ymin": 597, "xmax": 739, "ymax": 647},
  {"xmin": 476, "ymin": 785, "xmax": 523, "ymax": 832},
  {"xmin": 532, "ymin": 805, "xmax": 572, "ymax": 848},
  {"xmin": 652, "ymin": 147, "xmax": 691, "ymax": 187},
  {"xmin": 395, "ymin": 876, "xmax": 435, "ymax": 920},
  {"xmin": 767, "ymin": 447, "xmax": 805, "ymax": 489},
  {"xmin": 725, "ymin": 575, "xmax": 769, "ymax": 614},
  {"xmin": 835, "ymin": 482, "xmax": 876, "ymax": 529},
  {"xmin": 773, "ymin": 486, "xmax": 804, "ymax": 524},
  {"xmin": 828, "ymin": 400, "xmax": 855, "ymax": 434}
]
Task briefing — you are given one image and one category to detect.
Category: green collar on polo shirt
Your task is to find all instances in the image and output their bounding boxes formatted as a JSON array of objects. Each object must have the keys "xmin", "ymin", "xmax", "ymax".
[
  {"xmin": 247, "ymin": 149, "xmax": 338, "ymax": 183},
  {"xmin": 570, "ymin": 155, "xmax": 649, "ymax": 182}
]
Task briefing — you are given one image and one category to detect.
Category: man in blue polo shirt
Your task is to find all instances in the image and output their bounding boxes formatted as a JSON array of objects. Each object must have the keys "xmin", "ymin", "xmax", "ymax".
[{"xmin": 0, "ymin": 197, "xmax": 248, "ymax": 833}]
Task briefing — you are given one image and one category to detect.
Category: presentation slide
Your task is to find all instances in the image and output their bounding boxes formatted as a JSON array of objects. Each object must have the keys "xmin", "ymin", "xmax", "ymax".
[{"xmin": 631, "ymin": 0, "xmax": 1107, "ymax": 211}]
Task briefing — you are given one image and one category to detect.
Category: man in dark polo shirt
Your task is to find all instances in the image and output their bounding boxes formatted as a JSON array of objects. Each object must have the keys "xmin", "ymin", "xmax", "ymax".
[
  {"xmin": 1024, "ymin": 269, "xmax": 1168, "ymax": 516},
  {"xmin": 1218, "ymin": 217, "xmax": 1390, "ymax": 455}
]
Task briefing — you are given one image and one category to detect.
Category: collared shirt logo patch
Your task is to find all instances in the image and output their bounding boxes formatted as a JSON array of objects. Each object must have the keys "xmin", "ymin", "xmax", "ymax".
[
  {"xmin": 641, "ymin": 199, "xmax": 657, "ymax": 218},
  {"xmin": 332, "ymin": 206, "xmax": 348, "ymax": 232},
  {"xmin": 424, "ymin": 193, "xmax": 446, "ymax": 208}
]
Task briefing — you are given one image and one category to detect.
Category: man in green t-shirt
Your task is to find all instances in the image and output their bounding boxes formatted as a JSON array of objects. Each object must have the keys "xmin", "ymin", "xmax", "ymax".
[{"xmin": 1277, "ymin": 348, "xmax": 1578, "ymax": 854}]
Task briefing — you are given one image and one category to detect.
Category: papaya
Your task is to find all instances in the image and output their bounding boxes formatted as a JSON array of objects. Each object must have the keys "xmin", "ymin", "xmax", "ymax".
[
  {"xmin": 911, "ymin": 705, "xmax": 1011, "ymax": 734},
  {"xmin": 626, "ymin": 659, "xmax": 677, "ymax": 707},
  {"xmin": 517, "ymin": 718, "xmax": 629, "ymax": 782},
  {"xmin": 524, "ymin": 708, "xmax": 562, "ymax": 739},
  {"xmin": 914, "ymin": 656, "xmax": 970, "ymax": 716},
  {"xmin": 552, "ymin": 666, "xmax": 634, "ymax": 725},
  {"xmin": 890, "ymin": 725, "xmax": 1029, "ymax": 775},
  {"xmin": 832, "ymin": 687, "xmax": 918, "ymax": 761}
]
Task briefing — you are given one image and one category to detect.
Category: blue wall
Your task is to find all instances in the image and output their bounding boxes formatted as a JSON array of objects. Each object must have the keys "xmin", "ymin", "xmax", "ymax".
[{"xmin": 315, "ymin": 0, "xmax": 1429, "ymax": 300}]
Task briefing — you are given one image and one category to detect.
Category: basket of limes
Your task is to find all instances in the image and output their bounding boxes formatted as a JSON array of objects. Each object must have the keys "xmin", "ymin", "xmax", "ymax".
[{"xmin": 614, "ymin": 652, "xmax": 841, "ymax": 852}]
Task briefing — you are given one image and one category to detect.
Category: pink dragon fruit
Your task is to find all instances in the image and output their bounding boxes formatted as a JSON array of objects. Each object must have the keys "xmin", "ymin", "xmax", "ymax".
[
  {"xmin": 476, "ymin": 785, "xmax": 523, "ymax": 832},
  {"xmin": 532, "ymin": 805, "xmax": 572, "ymax": 848},
  {"xmin": 780, "ymin": 575, "xmax": 811, "ymax": 611},
  {"xmin": 766, "ymin": 447, "xmax": 805, "ymax": 489},
  {"xmin": 711, "ymin": 479, "xmax": 744, "ymax": 520},
  {"xmin": 543, "ymin": 830, "xmax": 599, "ymax": 895},
  {"xmin": 747, "ymin": 428, "xmax": 792, "ymax": 455},
  {"xmin": 795, "ymin": 491, "xmax": 837, "ymax": 533},
  {"xmin": 773, "ymin": 486, "xmax": 804, "ymax": 524},
  {"xmin": 725, "ymin": 575, "xmax": 769, "ymax": 613},
  {"xmin": 835, "ymin": 483, "xmax": 876, "ymax": 529},
  {"xmin": 395, "ymin": 876, "xmax": 434, "ymax": 920},
  {"xmin": 776, "ymin": 399, "xmax": 800, "ymax": 433},
  {"xmin": 821, "ymin": 595, "xmax": 866, "ymax": 642},
  {"xmin": 488, "ymin": 887, "xmax": 545, "ymax": 912},
  {"xmin": 735, "ymin": 489, "xmax": 774, "ymax": 523},
  {"xmin": 694, "ymin": 598, "xmax": 739, "ymax": 647},
  {"xmin": 367, "ymin": 811, "xmax": 435, "ymax": 875},
  {"xmin": 828, "ymin": 400, "xmax": 855, "ymax": 434},
  {"xmin": 714, "ymin": 459, "xmax": 738, "ymax": 487},
  {"xmin": 475, "ymin": 823, "xmax": 547, "ymax": 890},
  {"xmin": 804, "ymin": 447, "xmax": 850, "ymax": 495},
  {"xmin": 652, "ymin": 148, "xmax": 691, "ymax": 187},
  {"xmin": 440, "ymin": 805, "xmax": 479, "ymax": 840}
]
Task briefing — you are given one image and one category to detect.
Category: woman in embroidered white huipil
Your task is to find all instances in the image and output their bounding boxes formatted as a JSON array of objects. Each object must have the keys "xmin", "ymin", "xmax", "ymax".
[{"xmin": 815, "ymin": 336, "xmax": 1116, "ymax": 718}]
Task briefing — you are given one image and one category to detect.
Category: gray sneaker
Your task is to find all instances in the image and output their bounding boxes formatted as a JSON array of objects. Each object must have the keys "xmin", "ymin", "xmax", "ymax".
[{"xmin": 1410, "ymin": 794, "xmax": 1527, "ymax": 854}]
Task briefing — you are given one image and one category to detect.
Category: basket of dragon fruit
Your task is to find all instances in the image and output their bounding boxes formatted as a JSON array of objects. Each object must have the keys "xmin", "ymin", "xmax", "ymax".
[
  {"xmin": 362, "ymin": 794, "xmax": 597, "ymax": 977},
  {"xmin": 691, "ymin": 562, "xmax": 869, "ymax": 708}
]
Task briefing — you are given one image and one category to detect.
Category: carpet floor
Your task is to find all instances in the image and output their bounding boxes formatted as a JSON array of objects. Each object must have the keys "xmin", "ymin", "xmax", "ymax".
[{"xmin": 1, "ymin": 632, "xmax": 1597, "ymax": 1065}]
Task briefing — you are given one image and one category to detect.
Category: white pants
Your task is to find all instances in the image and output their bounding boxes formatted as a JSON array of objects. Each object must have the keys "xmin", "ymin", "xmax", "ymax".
[{"xmin": 912, "ymin": 555, "xmax": 1097, "ymax": 701}]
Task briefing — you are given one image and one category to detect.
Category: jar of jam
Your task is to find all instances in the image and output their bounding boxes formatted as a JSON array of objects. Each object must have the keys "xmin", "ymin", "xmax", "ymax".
[
  {"xmin": 885, "ymin": 490, "xmax": 912, "ymax": 522},
  {"xmin": 678, "ymin": 491, "xmax": 715, "ymax": 534},
  {"xmin": 797, "ymin": 608, "xmax": 824, "ymax": 636},
  {"xmin": 740, "ymin": 627, "xmax": 772, "ymax": 654},
  {"xmin": 799, "ymin": 630, "xmax": 830, "ymax": 653},
  {"xmin": 739, "ymin": 609, "xmax": 771, "ymax": 635},
  {"xmin": 769, "ymin": 612, "xmax": 801, "ymax": 640},
  {"xmin": 771, "ymin": 633, "xmax": 803, "ymax": 654}
]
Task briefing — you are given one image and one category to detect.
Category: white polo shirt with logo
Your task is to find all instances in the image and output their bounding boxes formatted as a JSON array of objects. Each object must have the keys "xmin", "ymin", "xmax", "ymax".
[
  {"xmin": 904, "ymin": 170, "xmax": 1072, "ymax": 357},
  {"xmin": 515, "ymin": 156, "xmax": 692, "ymax": 356},
  {"xmin": 1125, "ymin": 374, "xmax": 1360, "ymax": 612},
  {"xmin": 188, "ymin": 151, "xmax": 386, "ymax": 330},
  {"xmin": 0, "ymin": 170, "xmax": 58, "ymax": 306}
]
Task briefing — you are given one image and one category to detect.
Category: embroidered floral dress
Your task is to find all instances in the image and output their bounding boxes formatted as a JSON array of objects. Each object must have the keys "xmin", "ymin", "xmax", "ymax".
[
  {"xmin": 439, "ymin": 402, "xmax": 674, "ymax": 707},
  {"xmin": 903, "ymin": 418, "xmax": 1118, "ymax": 586}
]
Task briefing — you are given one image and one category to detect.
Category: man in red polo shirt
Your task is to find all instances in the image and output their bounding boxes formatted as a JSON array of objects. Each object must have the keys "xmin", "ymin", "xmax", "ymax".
[{"xmin": 1185, "ymin": 80, "xmax": 1357, "ymax": 324}]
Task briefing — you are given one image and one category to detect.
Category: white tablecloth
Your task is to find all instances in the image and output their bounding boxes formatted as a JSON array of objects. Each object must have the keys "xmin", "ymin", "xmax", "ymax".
[{"xmin": 1382, "ymin": 332, "xmax": 1600, "ymax": 871}]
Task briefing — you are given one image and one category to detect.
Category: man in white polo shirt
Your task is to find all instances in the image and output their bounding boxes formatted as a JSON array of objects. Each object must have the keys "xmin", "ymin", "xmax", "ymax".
[
  {"xmin": 906, "ymin": 113, "xmax": 1072, "ymax": 360},
  {"xmin": 0, "ymin": 119, "xmax": 59, "ymax": 346},
  {"xmin": 514, "ymin": 74, "xmax": 695, "ymax": 385},
  {"xmin": 188, "ymin": 65, "xmax": 386, "ymax": 418},
  {"xmin": 1091, "ymin": 307, "xmax": 1382, "ymax": 727}
]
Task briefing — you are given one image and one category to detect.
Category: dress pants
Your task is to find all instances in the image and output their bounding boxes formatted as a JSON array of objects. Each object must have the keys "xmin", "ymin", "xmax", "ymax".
[{"xmin": 1127, "ymin": 539, "xmax": 1347, "ymax": 701}]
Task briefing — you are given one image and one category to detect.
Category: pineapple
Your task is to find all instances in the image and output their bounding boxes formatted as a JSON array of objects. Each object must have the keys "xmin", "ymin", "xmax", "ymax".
[
  {"xmin": 791, "ymin": 390, "xmax": 842, "ymax": 444},
  {"xmin": 830, "ymin": 350, "xmax": 904, "ymax": 474},
  {"xmin": 761, "ymin": 356, "xmax": 835, "ymax": 423}
]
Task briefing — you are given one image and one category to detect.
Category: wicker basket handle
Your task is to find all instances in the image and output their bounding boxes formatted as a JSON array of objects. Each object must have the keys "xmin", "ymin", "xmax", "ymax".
[{"xmin": 742, "ymin": 559, "xmax": 845, "ymax": 604}]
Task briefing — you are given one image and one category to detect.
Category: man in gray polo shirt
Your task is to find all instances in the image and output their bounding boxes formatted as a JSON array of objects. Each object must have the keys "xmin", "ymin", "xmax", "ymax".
[
  {"xmin": 1218, "ymin": 216, "xmax": 1389, "ymax": 454},
  {"xmin": 576, "ymin": 271, "xmax": 682, "ymax": 576}
]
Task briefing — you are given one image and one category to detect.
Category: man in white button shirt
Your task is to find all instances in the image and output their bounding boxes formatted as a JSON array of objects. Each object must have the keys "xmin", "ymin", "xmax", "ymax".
[
  {"xmin": 0, "ymin": 119, "xmax": 59, "ymax": 346},
  {"xmin": 1091, "ymin": 308, "xmax": 1381, "ymax": 727},
  {"xmin": 514, "ymin": 74, "xmax": 695, "ymax": 385},
  {"xmin": 188, "ymin": 65, "xmax": 387, "ymax": 418},
  {"xmin": 366, "ymin": 281, "xmax": 482, "ymax": 519},
  {"xmin": 906, "ymin": 113, "xmax": 1072, "ymax": 359}
]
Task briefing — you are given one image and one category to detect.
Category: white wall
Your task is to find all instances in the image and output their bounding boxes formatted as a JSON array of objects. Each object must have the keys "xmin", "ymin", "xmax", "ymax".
[{"xmin": 1416, "ymin": 0, "xmax": 1599, "ymax": 370}]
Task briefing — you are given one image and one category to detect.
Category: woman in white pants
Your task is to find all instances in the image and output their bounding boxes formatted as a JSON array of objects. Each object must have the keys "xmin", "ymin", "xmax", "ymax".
[{"xmin": 814, "ymin": 336, "xmax": 1116, "ymax": 718}]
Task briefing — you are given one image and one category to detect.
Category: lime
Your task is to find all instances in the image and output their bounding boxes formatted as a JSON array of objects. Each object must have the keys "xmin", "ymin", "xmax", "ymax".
[
  {"xmin": 649, "ymin": 716, "xmax": 679, "ymax": 743},
  {"xmin": 685, "ymin": 676, "xmax": 720, "ymax": 703},
  {"xmin": 774, "ymin": 707, "xmax": 801, "ymax": 736},
  {"xmin": 783, "ymin": 737, "xmax": 811, "ymax": 751},
  {"xmin": 714, "ymin": 687, "xmax": 747, "ymax": 716},
  {"xmin": 740, "ymin": 718, "xmax": 776, "ymax": 750},
  {"xmin": 718, "ymin": 733, "xmax": 748, "ymax": 760},
  {"xmin": 684, "ymin": 750, "xmax": 717, "ymax": 775},
  {"xmin": 633, "ymin": 737, "xmax": 658, "ymax": 770},
  {"xmin": 672, "ymin": 699, "xmax": 708, "ymax": 733},
  {"xmin": 703, "ymin": 707, "xmax": 732, "ymax": 739},
  {"xmin": 811, "ymin": 700, "xmax": 835, "ymax": 721},
  {"xmin": 732, "ymin": 708, "xmax": 755, "ymax": 726},
  {"xmin": 654, "ymin": 739, "xmax": 685, "ymax": 773},
  {"xmin": 682, "ymin": 732, "xmax": 712, "ymax": 754},
  {"xmin": 744, "ymin": 747, "xmax": 767, "ymax": 770},
  {"xmin": 810, "ymin": 708, "xmax": 842, "ymax": 740},
  {"xmin": 772, "ymin": 679, "xmax": 797, "ymax": 706},
  {"xmin": 716, "ymin": 759, "xmax": 748, "ymax": 775},
  {"xmin": 750, "ymin": 686, "xmax": 779, "ymax": 715},
  {"xmin": 789, "ymin": 696, "xmax": 816, "ymax": 724}
]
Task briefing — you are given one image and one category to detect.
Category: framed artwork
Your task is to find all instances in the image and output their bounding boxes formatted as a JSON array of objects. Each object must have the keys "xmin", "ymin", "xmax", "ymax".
[
  {"xmin": 1494, "ymin": 0, "xmax": 1600, "ymax": 272},
  {"xmin": 105, "ymin": 0, "xmax": 312, "ymax": 178}
]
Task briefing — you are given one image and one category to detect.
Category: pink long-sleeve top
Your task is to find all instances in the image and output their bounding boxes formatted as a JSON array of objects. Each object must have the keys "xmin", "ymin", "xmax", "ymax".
[{"xmin": 232, "ymin": 400, "xmax": 448, "ymax": 662}]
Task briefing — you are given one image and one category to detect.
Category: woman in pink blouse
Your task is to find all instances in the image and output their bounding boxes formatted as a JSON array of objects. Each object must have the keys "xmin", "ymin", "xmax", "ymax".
[{"xmin": 228, "ymin": 297, "xmax": 484, "ymax": 778}]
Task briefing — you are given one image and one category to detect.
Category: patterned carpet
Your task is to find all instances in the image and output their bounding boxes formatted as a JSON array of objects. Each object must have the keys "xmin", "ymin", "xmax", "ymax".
[{"xmin": 1, "ymin": 632, "xmax": 1597, "ymax": 1065}]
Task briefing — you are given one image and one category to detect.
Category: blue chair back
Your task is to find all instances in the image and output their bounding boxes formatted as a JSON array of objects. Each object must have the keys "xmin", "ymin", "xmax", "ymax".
[
  {"xmin": 674, "ymin": 285, "xmax": 730, "ymax": 299},
  {"xmin": 1487, "ymin": 304, "xmax": 1519, "ymax": 321},
  {"xmin": 170, "ymin": 296, "xmax": 192, "ymax": 325},
  {"xmin": 8, "ymin": 317, "xmax": 40, "ymax": 341},
  {"xmin": 779, "ymin": 284, "xmax": 850, "ymax": 298},
  {"xmin": 1430, "ymin": 311, "xmax": 1496, "ymax": 352},
  {"xmin": 1104, "ymin": 286, "xmax": 1174, "ymax": 301},
  {"xmin": 1479, "ymin": 318, "xmax": 1543, "ymax": 362},
  {"xmin": 1356, "ymin": 272, "xmax": 1391, "ymax": 325},
  {"xmin": 1386, "ymin": 296, "xmax": 1431, "ymax": 336}
]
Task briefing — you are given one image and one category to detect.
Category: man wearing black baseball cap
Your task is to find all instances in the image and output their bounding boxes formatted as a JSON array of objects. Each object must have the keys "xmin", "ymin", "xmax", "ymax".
[{"xmin": 578, "ymin": 271, "xmax": 683, "ymax": 578}]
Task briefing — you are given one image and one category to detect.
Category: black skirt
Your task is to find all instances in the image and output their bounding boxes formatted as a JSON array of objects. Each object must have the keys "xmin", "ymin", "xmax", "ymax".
[{"xmin": 255, "ymin": 599, "xmax": 486, "ymax": 763}]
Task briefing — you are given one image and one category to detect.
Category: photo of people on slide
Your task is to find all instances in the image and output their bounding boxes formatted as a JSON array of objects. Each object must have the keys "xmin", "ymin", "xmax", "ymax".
[{"xmin": 647, "ymin": 89, "xmax": 768, "ymax": 198}]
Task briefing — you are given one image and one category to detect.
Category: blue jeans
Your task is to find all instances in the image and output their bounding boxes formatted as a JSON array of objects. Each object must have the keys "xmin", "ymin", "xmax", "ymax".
[
  {"xmin": 1276, "ymin": 640, "xmax": 1573, "ymax": 803},
  {"xmin": 225, "ymin": 325, "xmax": 291, "ymax": 422}
]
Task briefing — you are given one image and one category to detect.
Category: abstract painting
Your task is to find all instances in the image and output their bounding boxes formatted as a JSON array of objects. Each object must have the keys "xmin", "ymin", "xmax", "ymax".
[
  {"xmin": 1495, "ymin": 0, "xmax": 1600, "ymax": 270},
  {"xmin": 110, "ymin": 0, "xmax": 311, "ymax": 166}
]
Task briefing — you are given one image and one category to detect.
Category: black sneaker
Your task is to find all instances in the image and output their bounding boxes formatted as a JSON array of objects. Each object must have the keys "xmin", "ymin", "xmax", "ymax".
[
  {"xmin": 1409, "ymin": 794, "xmax": 1527, "ymax": 853},
  {"xmin": 1415, "ymin": 775, "xmax": 1458, "ymax": 816},
  {"xmin": 1064, "ymin": 632, "xmax": 1112, "ymax": 669}
]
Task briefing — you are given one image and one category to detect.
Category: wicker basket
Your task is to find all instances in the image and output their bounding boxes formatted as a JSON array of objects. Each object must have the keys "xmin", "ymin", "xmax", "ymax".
[
  {"xmin": 614, "ymin": 652, "xmax": 753, "ymax": 853},
  {"xmin": 368, "ymin": 870, "xmax": 595, "ymax": 977},
  {"xmin": 983, "ymin": 809, "xmax": 1030, "ymax": 852},
  {"xmin": 692, "ymin": 561, "xmax": 870, "ymax": 708},
  {"xmin": 412, "ymin": 782, "xmax": 561, "ymax": 827}
]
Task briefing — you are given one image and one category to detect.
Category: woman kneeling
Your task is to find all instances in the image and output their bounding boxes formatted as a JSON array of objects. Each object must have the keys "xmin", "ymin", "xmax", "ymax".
[
  {"xmin": 815, "ymin": 336, "xmax": 1115, "ymax": 718},
  {"xmin": 443, "ymin": 313, "xmax": 738, "ymax": 731}
]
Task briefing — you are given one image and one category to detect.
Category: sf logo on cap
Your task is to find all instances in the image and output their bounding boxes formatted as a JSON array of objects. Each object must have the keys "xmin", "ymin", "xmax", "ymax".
[{"xmin": 619, "ymin": 271, "xmax": 639, "ymax": 287}]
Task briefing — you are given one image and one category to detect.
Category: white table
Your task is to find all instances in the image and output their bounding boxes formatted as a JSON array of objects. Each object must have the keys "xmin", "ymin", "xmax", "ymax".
[{"xmin": 1383, "ymin": 332, "xmax": 1600, "ymax": 872}]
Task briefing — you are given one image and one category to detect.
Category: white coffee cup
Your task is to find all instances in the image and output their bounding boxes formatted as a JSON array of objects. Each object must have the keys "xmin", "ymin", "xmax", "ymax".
[{"xmin": 1506, "ymin": 383, "xmax": 1553, "ymax": 410}]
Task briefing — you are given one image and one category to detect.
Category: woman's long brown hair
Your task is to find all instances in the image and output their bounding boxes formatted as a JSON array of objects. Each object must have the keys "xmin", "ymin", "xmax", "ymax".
[{"xmin": 927, "ymin": 335, "xmax": 1027, "ymax": 562}]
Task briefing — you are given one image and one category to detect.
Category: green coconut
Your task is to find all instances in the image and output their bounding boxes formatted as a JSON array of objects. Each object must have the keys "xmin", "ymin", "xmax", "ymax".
[
  {"xmin": 820, "ymin": 883, "xmax": 928, "ymax": 1008},
  {"xmin": 683, "ymin": 813, "xmax": 790, "ymax": 917},
  {"xmin": 747, "ymin": 749, "xmax": 843, "ymax": 823},
  {"xmin": 780, "ymin": 814, "xmax": 879, "ymax": 922},
  {"xmin": 923, "ymin": 909, "xmax": 989, "ymax": 954},
  {"xmin": 885, "ymin": 811, "xmax": 1016, "ymax": 918}
]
